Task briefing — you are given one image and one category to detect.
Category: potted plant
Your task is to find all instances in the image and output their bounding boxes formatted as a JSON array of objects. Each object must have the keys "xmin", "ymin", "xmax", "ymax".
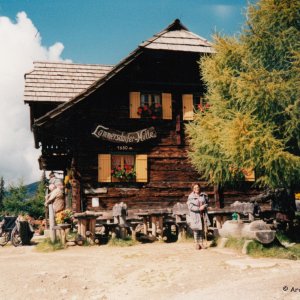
[
  {"xmin": 137, "ymin": 103, "xmax": 162, "ymax": 119},
  {"xmin": 111, "ymin": 165, "xmax": 136, "ymax": 182},
  {"xmin": 55, "ymin": 209, "xmax": 73, "ymax": 225}
]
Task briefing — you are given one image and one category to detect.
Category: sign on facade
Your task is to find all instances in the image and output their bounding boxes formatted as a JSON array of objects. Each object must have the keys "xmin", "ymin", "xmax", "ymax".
[{"xmin": 92, "ymin": 125, "xmax": 157, "ymax": 144}]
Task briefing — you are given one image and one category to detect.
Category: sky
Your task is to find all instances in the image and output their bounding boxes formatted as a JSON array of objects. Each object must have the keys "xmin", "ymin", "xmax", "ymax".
[{"xmin": 0, "ymin": 0, "xmax": 248, "ymax": 185}]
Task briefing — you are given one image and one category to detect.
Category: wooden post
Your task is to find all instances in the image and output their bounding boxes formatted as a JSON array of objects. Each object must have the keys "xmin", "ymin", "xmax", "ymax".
[
  {"xmin": 214, "ymin": 185, "xmax": 220, "ymax": 209},
  {"xmin": 60, "ymin": 229, "xmax": 66, "ymax": 245},
  {"xmin": 45, "ymin": 189, "xmax": 48, "ymax": 230},
  {"xmin": 177, "ymin": 224, "xmax": 187, "ymax": 241},
  {"xmin": 215, "ymin": 216, "xmax": 223, "ymax": 229},
  {"xmin": 48, "ymin": 203, "xmax": 56, "ymax": 242},
  {"xmin": 151, "ymin": 216, "xmax": 157, "ymax": 236},
  {"xmin": 130, "ymin": 222, "xmax": 140, "ymax": 241},
  {"xmin": 158, "ymin": 216, "xmax": 163, "ymax": 239},
  {"xmin": 214, "ymin": 185, "xmax": 224, "ymax": 209},
  {"xmin": 81, "ymin": 219, "xmax": 87, "ymax": 238},
  {"xmin": 120, "ymin": 227, "xmax": 127, "ymax": 239},
  {"xmin": 56, "ymin": 229, "xmax": 61, "ymax": 240},
  {"xmin": 54, "ymin": 224, "xmax": 70, "ymax": 245},
  {"xmin": 71, "ymin": 178, "xmax": 81, "ymax": 213},
  {"xmin": 131, "ymin": 227, "xmax": 137, "ymax": 241},
  {"xmin": 143, "ymin": 216, "xmax": 148, "ymax": 235},
  {"xmin": 89, "ymin": 218, "xmax": 96, "ymax": 236},
  {"xmin": 158, "ymin": 216, "xmax": 163, "ymax": 230},
  {"xmin": 77, "ymin": 219, "xmax": 82, "ymax": 236},
  {"xmin": 111, "ymin": 226, "xmax": 117, "ymax": 239},
  {"xmin": 248, "ymin": 213, "xmax": 254, "ymax": 222}
]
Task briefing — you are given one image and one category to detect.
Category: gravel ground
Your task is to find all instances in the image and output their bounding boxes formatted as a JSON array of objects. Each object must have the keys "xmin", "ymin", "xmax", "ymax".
[{"xmin": 0, "ymin": 241, "xmax": 299, "ymax": 300}]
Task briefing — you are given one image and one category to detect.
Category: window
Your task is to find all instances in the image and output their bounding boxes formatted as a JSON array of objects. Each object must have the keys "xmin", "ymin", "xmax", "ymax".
[
  {"xmin": 193, "ymin": 95, "xmax": 209, "ymax": 112},
  {"xmin": 130, "ymin": 92, "xmax": 172, "ymax": 120},
  {"xmin": 182, "ymin": 94, "xmax": 209, "ymax": 120},
  {"xmin": 242, "ymin": 168, "xmax": 255, "ymax": 182},
  {"xmin": 98, "ymin": 154, "xmax": 148, "ymax": 183},
  {"xmin": 141, "ymin": 93, "xmax": 161, "ymax": 107},
  {"xmin": 138, "ymin": 93, "xmax": 162, "ymax": 119},
  {"xmin": 111, "ymin": 154, "xmax": 135, "ymax": 182}
]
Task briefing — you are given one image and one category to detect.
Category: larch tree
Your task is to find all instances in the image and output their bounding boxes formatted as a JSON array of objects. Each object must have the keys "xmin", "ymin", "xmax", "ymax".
[{"xmin": 186, "ymin": 0, "xmax": 300, "ymax": 209}]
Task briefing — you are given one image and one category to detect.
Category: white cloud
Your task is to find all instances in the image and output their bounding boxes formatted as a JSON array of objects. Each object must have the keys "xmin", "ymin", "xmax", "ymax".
[
  {"xmin": 0, "ymin": 12, "xmax": 71, "ymax": 185},
  {"xmin": 212, "ymin": 5, "xmax": 235, "ymax": 20}
]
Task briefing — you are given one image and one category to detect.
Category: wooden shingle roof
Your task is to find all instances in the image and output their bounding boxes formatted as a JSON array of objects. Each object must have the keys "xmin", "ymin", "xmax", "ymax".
[
  {"xmin": 33, "ymin": 19, "xmax": 214, "ymax": 127},
  {"xmin": 140, "ymin": 19, "xmax": 214, "ymax": 53},
  {"xmin": 24, "ymin": 61, "xmax": 113, "ymax": 103}
]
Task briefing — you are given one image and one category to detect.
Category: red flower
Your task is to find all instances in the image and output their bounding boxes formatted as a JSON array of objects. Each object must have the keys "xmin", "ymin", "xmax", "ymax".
[
  {"xmin": 138, "ymin": 107, "xmax": 143, "ymax": 114},
  {"xmin": 198, "ymin": 104, "xmax": 204, "ymax": 112},
  {"xmin": 124, "ymin": 164, "xmax": 131, "ymax": 171},
  {"xmin": 155, "ymin": 103, "xmax": 161, "ymax": 108},
  {"xmin": 151, "ymin": 115, "xmax": 157, "ymax": 120},
  {"xmin": 143, "ymin": 105, "xmax": 148, "ymax": 111}
]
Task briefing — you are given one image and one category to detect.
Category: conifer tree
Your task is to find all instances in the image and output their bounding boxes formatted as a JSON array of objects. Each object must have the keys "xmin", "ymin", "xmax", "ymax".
[
  {"xmin": 26, "ymin": 174, "xmax": 46, "ymax": 219},
  {"xmin": 0, "ymin": 176, "xmax": 5, "ymax": 211},
  {"xmin": 2, "ymin": 180, "xmax": 27, "ymax": 215},
  {"xmin": 186, "ymin": 0, "xmax": 300, "ymax": 190}
]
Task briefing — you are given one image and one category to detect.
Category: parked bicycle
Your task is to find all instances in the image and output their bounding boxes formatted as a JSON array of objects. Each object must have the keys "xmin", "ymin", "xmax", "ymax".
[{"xmin": 0, "ymin": 216, "xmax": 22, "ymax": 247}]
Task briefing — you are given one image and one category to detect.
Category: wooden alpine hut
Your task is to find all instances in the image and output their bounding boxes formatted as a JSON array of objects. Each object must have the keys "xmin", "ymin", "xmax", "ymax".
[{"xmin": 24, "ymin": 19, "xmax": 256, "ymax": 216}]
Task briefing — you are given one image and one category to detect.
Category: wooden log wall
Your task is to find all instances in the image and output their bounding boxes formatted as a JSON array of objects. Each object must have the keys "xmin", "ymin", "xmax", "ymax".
[
  {"xmin": 74, "ymin": 136, "xmax": 261, "ymax": 211},
  {"xmin": 39, "ymin": 50, "xmax": 264, "ymax": 212}
]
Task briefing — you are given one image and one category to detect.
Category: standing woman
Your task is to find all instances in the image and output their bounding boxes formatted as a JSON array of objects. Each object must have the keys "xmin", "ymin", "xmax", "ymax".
[{"xmin": 187, "ymin": 183, "xmax": 210, "ymax": 249}]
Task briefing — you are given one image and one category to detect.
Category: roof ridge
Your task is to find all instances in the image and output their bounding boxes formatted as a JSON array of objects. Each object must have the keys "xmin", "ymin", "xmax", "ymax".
[
  {"xmin": 139, "ymin": 19, "xmax": 189, "ymax": 48},
  {"xmin": 139, "ymin": 20, "xmax": 212, "ymax": 49},
  {"xmin": 165, "ymin": 19, "xmax": 189, "ymax": 31}
]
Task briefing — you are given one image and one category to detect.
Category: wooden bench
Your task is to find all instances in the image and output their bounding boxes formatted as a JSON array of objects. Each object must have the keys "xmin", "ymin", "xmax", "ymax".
[{"xmin": 53, "ymin": 224, "xmax": 71, "ymax": 245}]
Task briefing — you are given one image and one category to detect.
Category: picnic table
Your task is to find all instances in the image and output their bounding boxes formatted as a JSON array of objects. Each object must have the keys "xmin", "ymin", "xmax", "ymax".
[
  {"xmin": 135, "ymin": 210, "xmax": 171, "ymax": 239},
  {"xmin": 73, "ymin": 211, "xmax": 103, "ymax": 239}
]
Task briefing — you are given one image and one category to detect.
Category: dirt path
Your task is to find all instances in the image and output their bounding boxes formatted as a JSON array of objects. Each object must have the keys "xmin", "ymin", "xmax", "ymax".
[{"xmin": 0, "ymin": 241, "xmax": 299, "ymax": 300}]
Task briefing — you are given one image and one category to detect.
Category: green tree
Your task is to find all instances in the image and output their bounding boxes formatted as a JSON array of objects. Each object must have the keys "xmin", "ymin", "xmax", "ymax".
[
  {"xmin": 2, "ymin": 180, "xmax": 28, "ymax": 215},
  {"xmin": 186, "ymin": 0, "xmax": 300, "ymax": 190},
  {"xmin": 0, "ymin": 176, "xmax": 4, "ymax": 211},
  {"xmin": 26, "ymin": 177, "xmax": 46, "ymax": 219}
]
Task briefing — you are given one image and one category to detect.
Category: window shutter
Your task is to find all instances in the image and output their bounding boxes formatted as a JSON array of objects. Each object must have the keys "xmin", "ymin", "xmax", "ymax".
[
  {"xmin": 135, "ymin": 154, "xmax": 148, "ymax": 182},
  {"xmin": 162, "ymin": 93, "xmax": 172, "ymax": 120},
  {"xmin": 243, "ymin": 168, "xmax": 255, "ymax": 182},
  {"xmin": 129, "ymin": 92, "xmax": 141, "ymax": 119},
  {"xmin": 98, "ymin": 154, "xmax": 111, "ymax": 182},
  {"xmin": 182, "ymin": 94, "xmax": 194, "ymax": 120}
]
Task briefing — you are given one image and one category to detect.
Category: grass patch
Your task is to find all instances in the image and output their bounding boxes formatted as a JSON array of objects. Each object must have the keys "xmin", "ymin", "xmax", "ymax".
[
  {"xmin": 108, "ymin": 237, "xmax": 139, "ymax": 247},
  {"xmin": 35, "ymin": 238, "xmax": 65, "ymax": 252},
  {"xmin": 222, "ymin": 236, "xmax": 300, "ymax": 260},
  {"xmin": 247, "ymin": 240, "xmax": 300, "ymax": 260},
  {"xmin": 66, "ymin": 231, "xmax": 77, "ymax": 241},
  {"xmin": 223, "ymin": 236, "xmax": 246, "ymax": 250},
  {"xmin": 276, "ymin": 231, "xmax": 293, "ymax": 244}
]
